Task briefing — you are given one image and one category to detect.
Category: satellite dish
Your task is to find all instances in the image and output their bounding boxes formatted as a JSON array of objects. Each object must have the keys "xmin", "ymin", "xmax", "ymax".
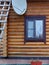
[{"xmin": 12, "ymin": 0, "xmax": 27, "ymax": 15}]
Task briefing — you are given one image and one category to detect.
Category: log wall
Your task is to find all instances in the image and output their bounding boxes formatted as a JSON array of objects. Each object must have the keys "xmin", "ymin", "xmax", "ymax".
[{"xmin": 7, "ymin": 2, "xmax": 49, "ymax": 57}]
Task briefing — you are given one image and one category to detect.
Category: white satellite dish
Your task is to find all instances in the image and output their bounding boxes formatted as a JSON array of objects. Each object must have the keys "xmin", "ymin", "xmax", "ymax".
[{"xmin": 12, "ymin": 0, "xmax": 27, "ymax": 15}]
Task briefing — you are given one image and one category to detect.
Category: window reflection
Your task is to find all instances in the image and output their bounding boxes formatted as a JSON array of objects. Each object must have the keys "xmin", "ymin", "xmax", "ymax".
[
  {"xmin": 35, "ymin": 20, "xmax": 43, "ymax": 38},
  {"xmin": 28, "ymin": 21, "xmax": 34, "ymax": 29},
  {"xmin": 27, "ymin": 21, "xmax": 34, "ymax": 38},
  {"xmin": 28, "ymin": 30, "xmax": 34, "ymax": 38}
]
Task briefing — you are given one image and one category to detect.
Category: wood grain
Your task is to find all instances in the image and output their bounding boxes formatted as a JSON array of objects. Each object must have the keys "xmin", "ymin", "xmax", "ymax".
[{"xmin": 7, "ymin": 2, "xmax": 49, "ymax": 57}]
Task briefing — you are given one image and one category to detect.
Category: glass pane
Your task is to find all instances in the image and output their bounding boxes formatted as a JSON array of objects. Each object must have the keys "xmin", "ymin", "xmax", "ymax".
[
  {"xmin": 28, "ymin": 30, "xmax": 34, "ymax": 38},
  {"xmin": 28, "ymin": 21, "xmax": 34, "ymax": 29},
  {"xmin": 35, "ymin": 20, "xmax": 43, "ymax": 38}
]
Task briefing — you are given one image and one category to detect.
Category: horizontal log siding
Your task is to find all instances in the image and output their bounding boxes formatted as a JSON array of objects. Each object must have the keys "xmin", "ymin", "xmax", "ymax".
[{"xmin": 7, "ymin": 2, "xmax": 49, "ymax": 57}]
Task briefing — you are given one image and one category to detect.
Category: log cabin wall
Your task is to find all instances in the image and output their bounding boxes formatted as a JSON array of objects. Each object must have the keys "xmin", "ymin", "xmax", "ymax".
[{"xmin": 7, "ymin": 2, "xmax": 49, "ymax": 57}]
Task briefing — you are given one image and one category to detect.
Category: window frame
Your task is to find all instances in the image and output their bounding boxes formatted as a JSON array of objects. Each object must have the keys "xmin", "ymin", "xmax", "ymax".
[{"xmin": 24, "ymin": 16, "xmax": 46, "ymax": 43}]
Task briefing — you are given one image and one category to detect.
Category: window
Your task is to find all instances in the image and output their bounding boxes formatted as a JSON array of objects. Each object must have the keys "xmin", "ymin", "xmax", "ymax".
[{"xmin": 25, "ymin": 16, "xmax": 46, "ymax": 42}]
